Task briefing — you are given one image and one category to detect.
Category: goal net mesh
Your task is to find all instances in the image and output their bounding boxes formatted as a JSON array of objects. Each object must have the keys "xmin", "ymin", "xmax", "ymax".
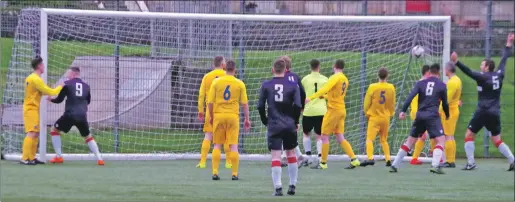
[{"xmin": 1, "ymin": 9, "xmax": 445, "ymax": 160}]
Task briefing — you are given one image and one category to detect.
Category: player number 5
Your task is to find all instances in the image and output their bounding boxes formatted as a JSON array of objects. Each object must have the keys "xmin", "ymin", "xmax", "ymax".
[
  {"xmin": 425, "ymin": 82, "xmax": 434, "ymax": 96},
  {"xmin": 223, "ymin": 85, "xmax": 231, "ymax": 100},
  {"xmin": 379, "ymin": 91, "xmax": 386, "ymax": 104},
  {"xmin": 492, "ymin": 76, "xmax": 499, "ymax": 90},
  {"xmin": 274, "ymin": 84, "xmax": 283, "ymax": 102},
  {"xmin": 75, "ymin": 83, "xmax": 83, "ymax": 97}
]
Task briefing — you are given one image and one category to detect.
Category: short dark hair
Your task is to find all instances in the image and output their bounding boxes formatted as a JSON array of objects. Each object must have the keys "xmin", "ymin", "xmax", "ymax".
[
  {"xmin": 69, "ymin": 66, "xmax": 80, "ymax": 73},
  {"xmin": 273, "ymin": 59, "xmax": 286, "ymax": 74},
  {"xmin": 31, "ymin": 56, "xmax": 43, "ymax": 70},
  {"xmin": 430, "ymin": 63, "xmax": 440, "ymax": 74},
  {"xmin": 421, "ymin": 65, "xmax": 430, "ymax": 76},
  {"xmin": 378, "ymin": 67, "xmax": 388, "ymax": 80},
  {"xmin": 279, "ymin": 56, "xmax": 292, "ymax": 70},
  {"xmin": 483, "ymin": 59, "xmax": 496, "ymax": 72},
  {"xmin": 226, "ymin": 60, "xmax": 236, "ymax": 72},
  {"xmin": 310, "ymin": 59, "xmax": 320, "ymax": 70},
  {"xmin": 334, "ymin": 59, "xmax": 345, "ymax": 70},
  {"xmin": 446, "ymin": 62, "xmax": 456, "ymax": 73},
  {"xmin": 213, "ymin": 56, "xmax": 225, "ymax": 67}
]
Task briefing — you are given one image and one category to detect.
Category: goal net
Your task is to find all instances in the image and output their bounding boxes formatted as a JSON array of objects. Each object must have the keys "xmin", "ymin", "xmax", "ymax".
[{"xmin": 1, "ymin": 9, "xmax": 450, "ymax": 162}]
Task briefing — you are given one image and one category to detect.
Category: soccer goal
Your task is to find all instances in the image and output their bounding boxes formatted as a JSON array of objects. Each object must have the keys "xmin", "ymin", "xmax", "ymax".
[{"xmin": 1, "ymin": 8, "xmax": 450, "ymax": 162}]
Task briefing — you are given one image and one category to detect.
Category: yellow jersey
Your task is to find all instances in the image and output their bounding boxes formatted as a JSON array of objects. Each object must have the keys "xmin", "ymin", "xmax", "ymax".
[
  {"xmin": 410, "ymin": 95, "xmax": 419, "ymax": 114},
  {"xmin": 445, "ymin": 75, "xmax": 462, "ymax": 109},
  {"xmin": 23, "ymin": 73, "xmax": 62, "ymax": 112},
  {"xmin": 364, "ymin": 82, "xmax": 396, "ymax": 118},
  {"xmin": 198, "ymin": 68, "xmax": 226, "ymax": 113},
  {"xmin": 207, "ymin": 75, "xmax": 248, "ymax": 115},
  {"xmin": 309, "ymin": 72, "xmax": 348, "ymax": 110}
]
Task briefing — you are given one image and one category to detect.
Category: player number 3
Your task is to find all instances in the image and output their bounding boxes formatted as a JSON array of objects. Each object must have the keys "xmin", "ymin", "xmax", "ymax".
[
  {"xmin": 75, "ymin": 83, "xmax": 83, "ymax": 97},
  {"xmin": 274, "ymin": 84, "xmax": 283, "ymax": 102}
]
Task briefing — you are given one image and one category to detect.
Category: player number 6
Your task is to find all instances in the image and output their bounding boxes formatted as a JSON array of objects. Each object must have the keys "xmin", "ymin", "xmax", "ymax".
[{"xmin": 223, "ymin": 85, "xmax": 231, "ymax": 100}]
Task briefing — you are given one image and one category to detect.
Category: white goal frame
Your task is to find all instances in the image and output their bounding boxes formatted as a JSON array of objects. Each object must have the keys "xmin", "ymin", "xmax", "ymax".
[{"xmin": 5, "ymin": 8, "xmax": 451, "ymax": 162}]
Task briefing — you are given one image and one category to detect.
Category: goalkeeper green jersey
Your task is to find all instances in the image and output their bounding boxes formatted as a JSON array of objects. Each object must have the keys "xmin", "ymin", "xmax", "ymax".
[{"xmin": 301, "ymin": 72, "xmax": 328, "ymax": 116}]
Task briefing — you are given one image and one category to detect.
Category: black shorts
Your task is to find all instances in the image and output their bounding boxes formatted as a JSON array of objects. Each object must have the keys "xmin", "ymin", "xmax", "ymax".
[
  {"xmin": 409, "ymin": 116, "xmax": 444, "ymax": 139},
  {"xmin": 468, "ymin": 110, "xmax": 501, "ymax": 136},
  {"xmin": 54, "ymin": 114, "xmax": 90, "ymax": 137},
  {"xmin": 302, "ymin": 115, "xmax": 323, "ymax": 135},
  {"xmin": 267, "ymin": 131, "xmax": 298, "ymax": 151}
]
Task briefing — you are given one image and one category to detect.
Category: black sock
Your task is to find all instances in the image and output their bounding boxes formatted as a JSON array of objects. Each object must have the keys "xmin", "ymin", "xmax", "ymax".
[{"xmin": 306, "ymin": 151, "xmax": 312, "ymax": 156}]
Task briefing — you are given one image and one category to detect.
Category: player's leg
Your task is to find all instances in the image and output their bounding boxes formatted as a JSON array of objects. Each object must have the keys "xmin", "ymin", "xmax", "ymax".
[
  {"xmin": 427, "ymin": 119, "xmax": 445, "ymax": 174},
  {"xmin": 49, "ymin": 115, "xmax": 73, "ymax": 164},
  {"xmin": 268, "ymin": 135, "xmax": 283, "ymax": 196},
  {"xmin": 198, "ymin": 113, "xmax": 213, "ymax": 168},
  {"xmin": 302, "ymin": 116, "xmax": 313, "ymax": 156},
  {"xmin": 379, "ymin": 118, "xmax": 391, "ymax": 166},
  {"xmin": 391, "ymin": 119, "xmax": 425, "ymax": 172},
  {"xmin": 21, "ymin": 110, "xmax": 39, "ymax": 165},
  {"xmin": 312, "ymin": 112, "xmax": 332, "ymax": 169},
  {"xmin": 334, "ymin": 111, "xmax": 360, "ymax": 169},
  {"xmin": 283, "ymin": 131, "xmax": 299, "ymax": 196},
  {"xmin": 486, "ymin": 115, "xmax": 515, "ymax": 171},
  {"xmin": 211, "ymin": 116, "xmax": 224, "ymax": 179},
  {"xmin": 462, "ymin": 112, "xmax": 483, "ymax": 170},
  {"xmin": 410, "ymin": 132, "xmax": 427, "ymax": 165},
  {"xmin": 227, "ymin": 115, "xmax": 240, "ymax": 179},
  {"xmin": 313, "ymin": 116, "xmax": 323, "ymax": 164},
  {"xmin": 361, "ymin": 118, "xmax": 379, "ymax": 167},
  {"xmin": 77, "ymin": 119, "xmax": 103, "ymax": 165},
  {"xmin": 224, "ymin": 143, "xmax": 232, "ymax": 169},
  {"xmin": 442, "ymin": 110, "xmax": 458, "ymax": 168}
]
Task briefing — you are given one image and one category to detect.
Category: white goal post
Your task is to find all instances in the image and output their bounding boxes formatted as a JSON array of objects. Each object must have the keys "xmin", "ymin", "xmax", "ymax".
[{"xmin": 2, "ymin": 8, "xmax": 450, "ymax": 162}]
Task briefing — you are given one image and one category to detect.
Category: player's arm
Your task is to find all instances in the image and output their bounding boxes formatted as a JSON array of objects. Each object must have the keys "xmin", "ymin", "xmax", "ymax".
[
  {"xmin": 498, "ymin": 34, "xmax": 513, "ymax": 77},
  {"xmin": 292, "ymin": 86, "xmax": 302, "ymax": 125},
  {"xmin": 240, "ymin": 82, "xmax": 250, "ymax": 127},
  {"xmin": 257, "ymin": 83, "xmax": 268, "ymax": 126},
  {"xmin": 33, "ymin": 77, "xmax": 63, "ymax": 96},
  {"xmin": 50, "ymin": 85, "xmax": 68, "ymax": 103},
  {"xmin": 86, "ymin": 88, "xmax": 91, "ymax": 105},
  {"xmin": 440, "ymin": 85, "xmax": 450, "ymax": 119},
  {"xmin": 308, "ymin": 75, "xmax": 337, "ymax": 100},
  {"xmin": 197, "ymin": 76, "xmax": 207, "ymax": 113},
  {"xmin": 401, "ymin": 83, "xmax": 419, "ymax": 113},
  {"xmin": 388, "ymin": 86, "xmax": 396, "ymax": 116},
  {"xmin": 363, "ymin": 85, "xmax": 373, "ymax": 114},
  {"xmin": 206, "ymin": 80, "xmax": 217, "ymax": 122},
  {"xmin": 297, "ymin": 76, "xmax": 306, "ymax": 109}
]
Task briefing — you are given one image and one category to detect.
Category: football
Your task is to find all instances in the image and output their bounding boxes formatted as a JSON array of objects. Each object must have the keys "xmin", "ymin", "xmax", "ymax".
[{"xmin": 411, "ymin": 45, "xmax": 425, "ymax": 58}]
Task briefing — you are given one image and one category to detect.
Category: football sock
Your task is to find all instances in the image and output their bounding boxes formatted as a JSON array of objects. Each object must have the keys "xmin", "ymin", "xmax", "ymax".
[
  {"xmin": 31, "ymin": 137, "xmax": 39, "ymax": 159},
  {"xmin": 365, "ymin": 139, "xmax": 374, "ymax": 160},
  {"xmin": 50, "ymin": 131, "xmax": 62, "ymax": 157},
  {"xmin": 295, "ymin": 146, "xmax": 302, "ymax": 158},
  {"xmin": 303, "ymin": 136, "xmax": 312, "ymax": 154},
  {"xmin": 200, "ymin": 139, "xmax": 211, "ymax": 164},
  {"xmin": 316, "ymin": 139, "xmax": 322, "ymax": 156},
  {"xmin": 464, "ymin": 139, "xmax": 475, "ymax": 164},
  {"xmin": 432, "ymin": 145, "xmax": 444, "ymax": 168},
  {"xmin": 230, "ymin": 151, "xmax": 240, "ymax": 176},
  {"xmin": 21, "ymin": 136, "xmax": 33, "ymax": 160},
  {"xmin": 340, "ymin": 140, "xmax": 356, "ymax": 159},
  {"xmin": 393, "ymin": 144, "xmax": 410, "ymax": 167},
  {"xmin": 380, "ymin": 140, "xmax": 391, "ymax": 161},
  {"xmin": 212, "ymin": 148, "xmax": 221, "ymax": 175},
  {"xmin": 445, "ymin": 139, "xmax": 456, "ymax": 163},
  {"xmin": 412, "ymin": 139, "xmax": 425, "ymax": 159},
  {"xmin": 287, "ymin": 157, "xmax": 298, "ymax": 186},
  {"xmin": 223, "ymin": 143, "xmax": 232, "ymax": 165},
  {"xmin": 430, "ymin": 139, "xmax": 436, "ymax": 154},
  {"xmin": 321, "ymin": 143, "xmax": 329, "ymax": 163},
  {"xmin": 85, "ymin": 136, "xmax": 102, "ymax": 160},
  {"xmin": 271, "ymin": 160, "xmax": 282, "ymax": 189},
  {"xmin": 495, "ymin": 141, "xmax": 515, "ymax": 164}
]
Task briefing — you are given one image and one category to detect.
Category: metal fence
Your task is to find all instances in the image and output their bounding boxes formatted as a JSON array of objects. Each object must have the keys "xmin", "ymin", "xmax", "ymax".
[{"xmin": 1, "ymin": 0, "xmax": 514, "ymax": 157}]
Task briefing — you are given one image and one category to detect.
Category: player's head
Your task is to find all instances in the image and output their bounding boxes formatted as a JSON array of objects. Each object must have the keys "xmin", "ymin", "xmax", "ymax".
[
  {"xmin": 429, "ymin": 63, "xmax": 440, "ymax": 77},
  {"xmin": 421, "ymin": 65, "xmax": 430, "ymax": 78},
  {"xmin": 333, "ymin": 59, "xmax": 344, "ymax": 72},
  {"xmin": 279, "ymin": 55, "xmax": 292, "ymax": 71},
  {"xmin": 66, "ymin": 66, "xmax": 81, "ymax": 79},
  {"xmin": 225, "ymin": 60, "xmax": 237, "ymax": 75},
  {"xmin": 213, "ymin": 56, "xmax": 226, "ymax": 69},
  {"xmin": 481, "ymin": 59, "xmax": 495, "ymax": 72},
  {"xmin": 310, "ymin": 59, "xmax": 320, "ymax": 72},
  {"xmin": 378, "ymin": 67, "xmax": 388, "ymax": 81},
  {"xmin": 444, "ymin": 61, "xmax": 456, "ymax": 77},
  {"xmin": 31, "ymin": 56, "xmax": 44, "ymax": 73},
  {"xmin": 272, "ymin": 58, "xmax": 286, "ymax": 76}
]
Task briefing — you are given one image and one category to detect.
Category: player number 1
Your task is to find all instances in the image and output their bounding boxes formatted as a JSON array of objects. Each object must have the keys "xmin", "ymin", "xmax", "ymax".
[
  {"xmin": 223, "ymin": 85, "xmax": 231, "ymax": 100},
  {"xmin": 314, "ymin": 83, "xmax": 318, "ymax": 93},
  {"xmin": 75, "ymin": 83, "xmax": 83, "ymax": 97}
]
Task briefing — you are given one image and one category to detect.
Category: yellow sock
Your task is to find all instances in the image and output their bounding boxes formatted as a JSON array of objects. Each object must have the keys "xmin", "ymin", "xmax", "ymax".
[
  {"xmin": 430, "ymin": 139, "xmax": 436, "ymax": 154},
  {"xmin": 21, "ymin": 136, "xmax": 33, "ymax": 160},
  {"xmin": 230, "ymin": 152, "xmax": 239, "ymax": 176},
  {"xmin": 32, "ymin": 137, "xmax": 39, "ymax": 159},
  {"xmin": 340, "ymin": 140, "xmax": 356, "ymax": 159},
  {"xmin": 200, "ymin": 139, "xmax": 211, "ymax": 164},
  {"xmin": 321, "ymin": 143, "xmax": 329, "ymax": 163},
  {"xmin": 365, "ymin": 140, "xmax": 374, "ymax": 160},
  {"xmin": 412, "ymin": 140, "xmax": 425, "ymax": 159},
  {"xmin": 445, "ymin": 139, "xmax": 456, "ymax": 163},
  {"xmin": 380, "ymin": 141, "xmax": 391, "ymax": 161},
  {"xmin": 212, "ymin": 148, "xmax": 221, "ymax": 175},
  {"xmin": 224, "ymin": 143, "xmax": 231, "ymax": 165}
]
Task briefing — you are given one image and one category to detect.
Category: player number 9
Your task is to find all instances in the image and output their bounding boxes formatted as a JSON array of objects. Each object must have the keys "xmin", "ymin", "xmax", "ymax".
[
  {"xmin": 223, "ymin": 85, "xmax": 231, "ymax": 100},
  {"xmin": 75, "ymin": 83, "xmax": 83, "ymax": 97}
]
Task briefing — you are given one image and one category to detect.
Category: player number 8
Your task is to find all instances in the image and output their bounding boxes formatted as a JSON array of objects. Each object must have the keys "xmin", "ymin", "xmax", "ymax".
[
  {"xmin": 425, "ymin": 82, "xmax": 434, "ymax": 96},
  {"xmin": 75, "ymin": 83, "xmax": 83, "ymax": 97},
  {"xmin": 274, "ymin": 84, "xmax": 283, "ymax": 102},
  {"xmin": 223, "ymin": 85, "xmax": 231, "ymax": 100}
]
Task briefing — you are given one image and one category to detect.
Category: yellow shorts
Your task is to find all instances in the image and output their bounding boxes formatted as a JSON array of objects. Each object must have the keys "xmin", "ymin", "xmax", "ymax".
[
  {"xmin": 321, "ymin": 109, "xmax": 346, "ymax": 135},
  {"xmin": 203, "ymin": 112, "xmax": 212, "ymax": 133},
  {"xmin": 213, "ymin": 113, "xmax": 239, "ymax": 145},
  {"xmin": 366, "ymin": 116, "xmax": 390, "ymax": 140},
  {"xmin": 441, "ymin": 108, "xmax": 459, "ymax": 136},
  {"xmin": 23, "ymin": 110, "xmax": 39, "ymax": 133}
]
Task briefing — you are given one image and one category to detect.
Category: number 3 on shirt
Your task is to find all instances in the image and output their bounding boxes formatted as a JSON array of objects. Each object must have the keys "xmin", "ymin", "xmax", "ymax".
[
  {"xmin": 75, "ymin": 83, "xmax": 83, "ymax": 97},
  {"xmin": 274, "ymin": 84, "xmax": 283, "ymax": 102},
  {"xmin": 223, "ymin": 85, "xmax": 231, "ymax": 100}
]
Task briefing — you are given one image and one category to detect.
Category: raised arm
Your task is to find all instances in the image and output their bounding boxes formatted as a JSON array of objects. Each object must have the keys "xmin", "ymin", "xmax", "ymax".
[
  {"xmin": 455, "ymin": 61, "xmax": 483, "ymax": 81},
  {"xmin": 309, "ymin": 75, "xmax": 337, "ymax": 100},
  {"xmin": 50, "ymin": 85, "xmax": 68, "ymax": 103},
  {"xmin": 33, "ymin": 77, "xmax": 62, "ymax": 96},
  {"xmin": 498, "ymin": 34, "xmax": 513, "ymax": 76},
  {"xmin": 401, "ymin": 84, "xmax": 419, "ymax": 113},
  {"xmin": 257, "ymin": 84, "xmax": 268, "ymax": 126}
]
